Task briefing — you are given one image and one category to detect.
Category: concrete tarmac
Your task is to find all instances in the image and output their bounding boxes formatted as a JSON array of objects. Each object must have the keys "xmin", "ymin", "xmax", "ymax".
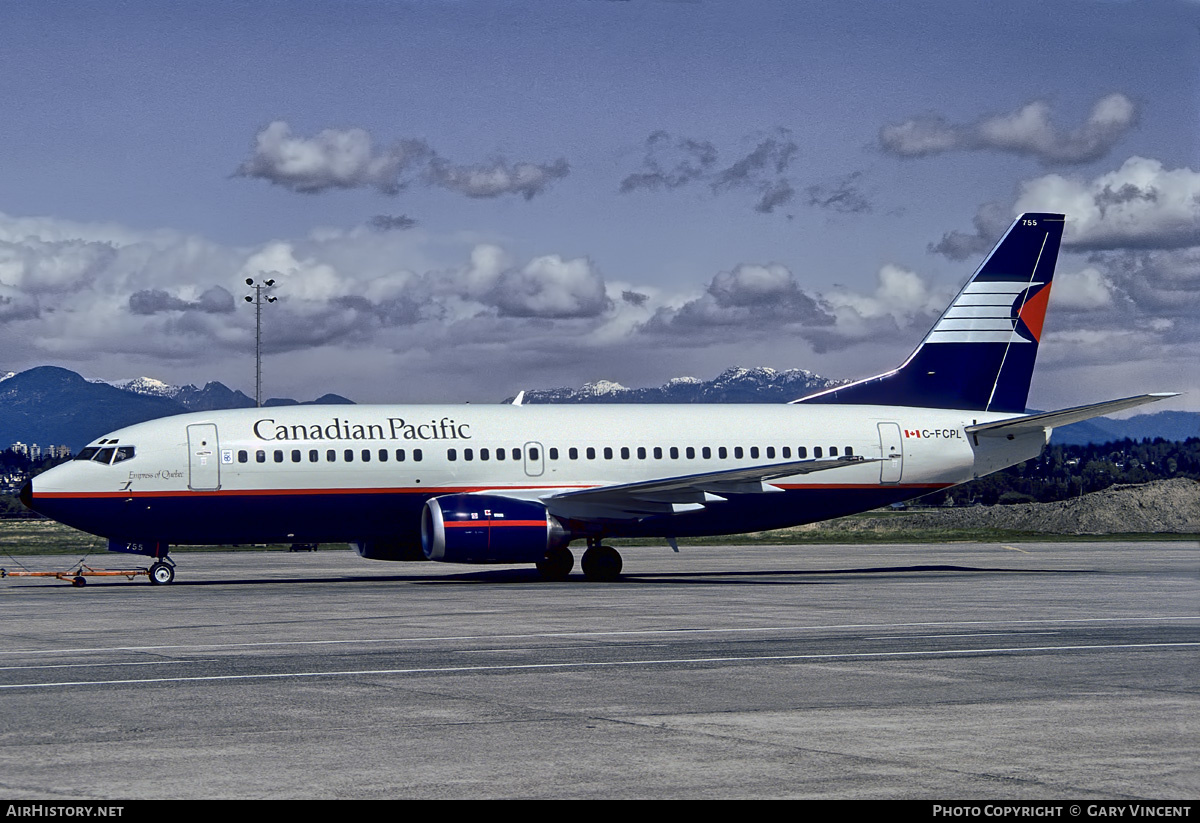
[{"xmin": 0, "ymin": 541, "xmax": 1196, "ymax": 799}]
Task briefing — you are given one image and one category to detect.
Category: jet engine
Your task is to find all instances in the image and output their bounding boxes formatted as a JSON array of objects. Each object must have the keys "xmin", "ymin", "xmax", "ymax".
[{"xmin": 421, "ymin": 494, "xmax": 570, "ymax": 564}]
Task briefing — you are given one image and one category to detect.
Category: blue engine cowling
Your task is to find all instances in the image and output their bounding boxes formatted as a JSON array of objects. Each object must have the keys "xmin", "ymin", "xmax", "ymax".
[{"xmin": 421, "ymin": 494, "xmax": 570, "ymax": 564}]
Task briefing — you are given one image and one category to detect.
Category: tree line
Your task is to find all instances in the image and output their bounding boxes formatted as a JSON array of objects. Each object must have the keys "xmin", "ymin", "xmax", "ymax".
[{"xmin": 926, "ymin": 437, "xmax": 1200, "ymax": 507}]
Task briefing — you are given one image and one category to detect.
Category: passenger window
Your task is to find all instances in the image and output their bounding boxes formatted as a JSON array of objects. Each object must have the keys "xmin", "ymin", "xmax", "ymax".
[
  {"xmin": 620, "ymin": 447, "xmax": 630, "ymax": 459},
  {"xmin": 274, "ymin": 450, "xmax": 284, "ymax": 463},
  {"xmin": 359, "ymin": 450, "xmax": 369, "ymax": 462},
  {"xmin": 670, "ymin": 447, "xmax": 679, "ymax": 459},
  {"xmin": 496, "ymin": 448, "xmax": 505, "ymax": 461},
  {"xmin": 529, "ymin": 448, "xmax": 539, "ymax": 461},
  {"xmin": 718, "ymin": 446, "xmax": 727, "ymax": 459},
  {"xmin": 511, "ymin": 448, "xmax": 520, "ymax": 460},
  {"xmin": 782, "ymin": 447, "xmax": 791, "ymax": 459},
  {"xmin": 734, "ymin": 446, "xmax": 743, "ymax": 459},
  {"xmin": 464, "ymin": 449, "xmax": 473, "ymax": 461},
  {"xmin": 653, "ymin": 447, "xmax": 663, "ymax": 459},
  {"xmin": 766, "ymin": 446, "xmax": 775, "ymax": 459},
  {"xmin": 702, "ymin": 446, "xmax": 711, "ymax": 459},
  {"xmin": 379, "ymin": 449, "xmax": 388, "ymax": 462},
  {"xmin": 413, "ymin": 449, "xmax": 423, "ymax": 462},
  {"xmin": 238, "ymin": 450, "xmax": 248, "ymax": 464},
  {"xmin": 480, "ymin": 448, "xmax": 490, "ymax": 461},
  {"xmin": 291, "ymin": 450, "xmax": 301, "ymax": 463},
  {"xmin": 327, "ymin": 450, "xmax": 337, "ymax": 462},
  {"xmin": 604, "ymin": 447, "xmax": 613, "ymax": 460},
  {"xmin": 814, "ymin": 447, "xmax": 822, "ymax": 458},
  {"xmin": 344, "ymin": 449, "xmax": 354, "ymax": 462},
  {"xmin": 686, "ymin": 447, "xmax": 695, "ymax": 459},
  {"xmin": 549, "ymin": 448, "xmax": 558, "ymax": 460},
  {"xmin": 750, "ymin": 446, "xmax": 759, "ymax": 459},
  {"xmin": 309, "ymin": 450, "xmax": 319, "ymax": 463},
  {"xmin": 587, "ymin": 447, "xmax": 596, "ymax": 460},
  {"xmin": 846, "ymin": 446, "xmax": 854, "ymax": 456},
  {"xmin": 797, "ymin": 447, "xmax": 806, "ymax": 458},
  {"xmin": 569, "ymin": 447, "xmax": 578, "ymax": 460},
  {"xmin": 447, "ymin": 449, "xmax": 457, "ymax": 462},
  {"xmin": 257, "ymin": 450, "xmax": 266, "ymax": 463},
  {"xmin": 637, "ymin": 447, "xmax": 646, "ymax": 459},
  {"xmin": 396, "ymin": 449, "xmax": 405, "ymax": 462},
  {"xmin": 830, "ymin": 446, "xmax": 838, "ymax": 457}
]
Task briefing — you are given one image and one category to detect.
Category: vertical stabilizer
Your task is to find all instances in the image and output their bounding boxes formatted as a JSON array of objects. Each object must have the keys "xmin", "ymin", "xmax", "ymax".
[{"xmin": 795, "ymin": 213, "xmax": 1065, "ymax": 413}]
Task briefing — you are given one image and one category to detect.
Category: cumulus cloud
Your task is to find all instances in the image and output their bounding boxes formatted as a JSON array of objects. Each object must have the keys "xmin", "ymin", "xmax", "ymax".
[
  {"xmin": 643, "ymin": 262, "xmax": 834, "ymax": 333},
  {"xmin": 621, "ymin": 129, "xmax": 815, "ymax": 214},
  {"xmin": 619, "ymin": 131, "xmax": 718, "ymax": 192},
  {"xmin": 237, "ymin": 120, "xmax": 568, "ymax": 201},
  {"xmin": 427, "ymin": 157, "xmax": 569, "ymax": 200},
  {"xmin": 490, "ymin": 255, "xmax": 609, "ymax": 318},
  {"xmin": 928, "ymin": 201, "xmax": 1013, "ymax": 260},
  {"xmin": 0, "ymin": 238, "xmax": 116, "ymax": 294},
  {"xmin": 235, "ymin": 121, "xmax": 430, "ymax": 195},
  {"xmin": 1051, "ymin": 267, "xmax": 1115, "ymax": 311},
  {"xmin": 880, "ymin": 93, "xmax": 1138, "ymax": 165},
  {"xmin": 1016, "ymin": 156, "xmax": 1200, "ymax": 250},
  {"xmin": 806, "ymin": 171, "xmax": 871, "ymax": 214},
  {"xmin": 128, "ymin": 285, "xmax": 236, "ymax": 315},
  {"xmin": 368, "ymin": 214, "xmax": 417, "ymax": 232}
]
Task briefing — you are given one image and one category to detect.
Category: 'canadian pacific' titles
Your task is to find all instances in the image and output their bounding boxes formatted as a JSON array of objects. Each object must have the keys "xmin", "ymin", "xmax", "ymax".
[{"xmin": 253, "ymin": 417, "xmax": 471, "ymax": 442}]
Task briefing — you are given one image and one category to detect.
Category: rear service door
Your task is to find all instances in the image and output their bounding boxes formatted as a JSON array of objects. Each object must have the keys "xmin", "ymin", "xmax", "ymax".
[
  {"xmin": 877, "ymin": 422, "xmax": 903, "ymax": 483},
  {"xmin": 187, "ymin": 423, "xmax": 221, "ymax": 491}
]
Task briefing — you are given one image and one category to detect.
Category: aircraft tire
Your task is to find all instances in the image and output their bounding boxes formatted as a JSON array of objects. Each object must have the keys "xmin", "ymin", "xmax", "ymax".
[
  {"xmin": 536, "ymin": 547, "xmax": 574, "ymax": 581},
  {"xmin": 72, "ymin": 576, "xmax": 87, "ymax": 587},
  {"xmin": 581, "ymin": 545, "xmax": 622, "ymax": 582},
  {"xmin": 149, "ymin": 562, "xmax": 175, "ymax": 586}
]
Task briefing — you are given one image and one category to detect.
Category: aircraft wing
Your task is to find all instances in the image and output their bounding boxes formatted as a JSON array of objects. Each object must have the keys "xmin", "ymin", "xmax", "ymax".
[
  {"xmin": 543, "ymin": 455, "xmax": 878, "ymax": 520},
  {"xmin": 964, "ymin": 393, "xmax": 1178, "ymax": 438}
]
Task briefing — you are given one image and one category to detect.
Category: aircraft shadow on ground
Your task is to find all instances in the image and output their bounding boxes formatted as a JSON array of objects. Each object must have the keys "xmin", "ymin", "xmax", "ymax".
[{"xmin": 4, "ymin": 563, "xmax": 1088, "ymax": 588}]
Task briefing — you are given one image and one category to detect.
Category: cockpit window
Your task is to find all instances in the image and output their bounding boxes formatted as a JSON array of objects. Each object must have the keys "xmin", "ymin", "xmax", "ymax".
[
  {"xmin": 94, "ymin": 447, "xmax": 115, "ymax": 464},
  {"xmin": 112, "ymin": 446, "xmax": 135, "ymax": 463},
  {"xmin": 74, "ymin": 447, "xmax": 100, "ymax": 461}
]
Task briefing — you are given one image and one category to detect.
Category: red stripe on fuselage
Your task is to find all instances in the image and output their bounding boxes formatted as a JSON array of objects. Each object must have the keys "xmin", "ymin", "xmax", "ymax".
[{"xmin": 34, "ymin": 481, "xmax": 951, "ymax": 500}]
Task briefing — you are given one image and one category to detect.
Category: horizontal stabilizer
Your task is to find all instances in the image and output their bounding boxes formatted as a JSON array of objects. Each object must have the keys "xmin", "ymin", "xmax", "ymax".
[{"xmin": 964, "ymin": 393, "xmax": 1178, "ymax": 438}]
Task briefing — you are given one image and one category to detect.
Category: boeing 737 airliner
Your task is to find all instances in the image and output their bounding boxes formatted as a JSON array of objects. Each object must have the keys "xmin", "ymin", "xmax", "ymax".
[{"xmin": 19, "ymin": 213, "xmax": 1175, "ymax": 583}]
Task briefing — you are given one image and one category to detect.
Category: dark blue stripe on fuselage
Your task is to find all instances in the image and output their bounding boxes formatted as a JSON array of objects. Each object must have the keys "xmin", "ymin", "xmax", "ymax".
[{"xmin": 32, "ymin": 485, "xmax": 946, "ymax": 545}]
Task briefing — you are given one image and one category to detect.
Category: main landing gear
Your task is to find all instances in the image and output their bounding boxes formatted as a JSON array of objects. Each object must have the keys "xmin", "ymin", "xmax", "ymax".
[{"xmin": 537, "ymin": 540, "xmax": 624, "ymax": 582}]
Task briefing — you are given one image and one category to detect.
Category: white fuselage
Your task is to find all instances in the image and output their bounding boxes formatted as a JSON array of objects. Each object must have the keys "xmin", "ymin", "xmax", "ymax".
[{"xmin": 28, "ymin": 403, "xmax": 1047, "ymax": 548}]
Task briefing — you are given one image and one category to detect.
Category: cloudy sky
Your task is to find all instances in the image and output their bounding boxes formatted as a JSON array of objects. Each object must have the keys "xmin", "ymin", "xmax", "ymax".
[{"xmin": 1, "ymin": 0, "xmax": 1198, "ymax": 411}]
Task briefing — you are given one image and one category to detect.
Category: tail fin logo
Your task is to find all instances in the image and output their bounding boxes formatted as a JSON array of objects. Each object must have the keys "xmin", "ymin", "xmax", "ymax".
[
  {"xmin": 1013, "ymin": 282, "xmax": 1052, "ymax": 343},
  {"xmin": 928, "ymin": 279, "xmax": 1049, "ymax": 345}
]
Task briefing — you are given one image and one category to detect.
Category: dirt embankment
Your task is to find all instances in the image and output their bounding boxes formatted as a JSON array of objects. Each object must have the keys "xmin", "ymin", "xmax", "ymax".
[{"xmin": 811, "ymin": 478, "xmax": 1200, "ymax": 536}]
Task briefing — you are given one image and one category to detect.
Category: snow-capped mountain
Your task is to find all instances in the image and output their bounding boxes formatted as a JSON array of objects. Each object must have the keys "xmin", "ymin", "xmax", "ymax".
[{"xmin": 507, "ymin": 366, "xmax": 845, "ymax": 404}]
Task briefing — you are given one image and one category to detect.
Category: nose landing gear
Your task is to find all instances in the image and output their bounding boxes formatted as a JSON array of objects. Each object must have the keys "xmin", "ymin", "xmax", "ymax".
[{"xmin": 148, "ymin": 560, "xmax": 176, "ymax": 585}]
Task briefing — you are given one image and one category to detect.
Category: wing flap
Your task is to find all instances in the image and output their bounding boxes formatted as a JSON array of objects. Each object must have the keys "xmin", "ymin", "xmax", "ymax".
[{"xmin": 545, "ymin": 455, "xmax": 877, "ymax": 521}]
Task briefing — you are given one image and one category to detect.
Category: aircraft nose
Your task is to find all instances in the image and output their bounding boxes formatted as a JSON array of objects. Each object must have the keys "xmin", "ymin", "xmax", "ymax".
[{"xmin": 19, "ymin": 479, "xmax": 33, "ymax": 511}]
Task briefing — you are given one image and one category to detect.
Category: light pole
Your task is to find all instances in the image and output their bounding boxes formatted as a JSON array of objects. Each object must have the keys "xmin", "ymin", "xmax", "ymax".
[{"xmin": 244, "ymin": 277, "xmax": 277, "ymax": 408}]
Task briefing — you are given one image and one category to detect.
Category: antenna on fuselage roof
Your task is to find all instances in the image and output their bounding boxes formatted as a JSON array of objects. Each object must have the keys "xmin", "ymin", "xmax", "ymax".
[{"xmin": 510, "ymin": 391, "xmax": 526, "ymax": 406}]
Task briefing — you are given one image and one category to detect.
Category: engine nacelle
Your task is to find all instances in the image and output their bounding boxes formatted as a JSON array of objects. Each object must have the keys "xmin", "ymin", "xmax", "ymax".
[
  {"xmin": 351, "ymin": 539, "xmax": 427, "ymax": 561},
  {"xmin": 421, "ymin": 494, "xmax": 570, "ymax": 564}
]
